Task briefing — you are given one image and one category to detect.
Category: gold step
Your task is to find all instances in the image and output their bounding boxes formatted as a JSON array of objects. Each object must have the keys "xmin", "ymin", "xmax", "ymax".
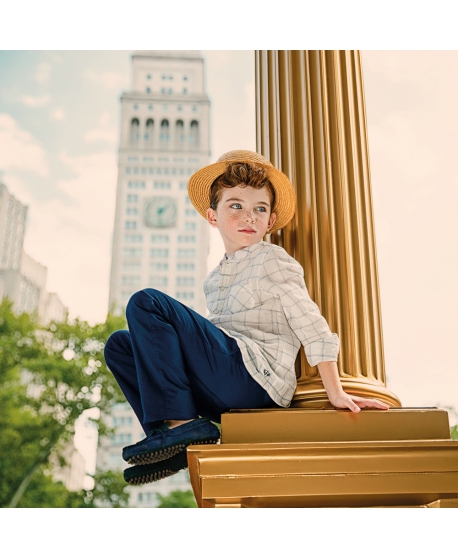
[
  {"xmin": 187, "ymin": 439, "xmax": 458, "ymax": 508},
  {"xmin": 221, "ymin": 408, "xmax": 451, "ymax": 444}
]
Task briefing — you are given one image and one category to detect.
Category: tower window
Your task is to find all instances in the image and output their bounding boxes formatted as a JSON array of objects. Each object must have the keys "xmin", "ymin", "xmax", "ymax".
[
  {"xmin": 176, "ymin": 119, "xmax": 185, "ymax": 144},
  {"xmin": 159, "ymin": 119, "xmax": 170, "ymax": 142},
  {"xmin": 189, "ymin": 120, "xmax": 199, "ymax": 146},
  {"xmin": 147, "ymin": 74, "xmax": 151, "ymax": 80},
  {"xmin": 145, "ymin": 118, "xmax": 154, "ymax": 142},
  {"xmin": 130, "ymin": 118, "xmax": 140, "ymax": 143},
  {"xmin": 183, "ymin": 88, "xmax": 187, "ymax": 94},
  {"xmin": 146, "ymin": 87, "xmax": 151, "ymax": 93}
]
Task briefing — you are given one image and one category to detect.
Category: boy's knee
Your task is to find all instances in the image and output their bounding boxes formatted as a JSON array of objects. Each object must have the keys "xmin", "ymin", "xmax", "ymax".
[
  {"xmin": 104, "ymin": 330, "xmax": 130, "ymax": 359},
  {"xmin": 126, "ymin": 289, "xmax": 164, "ymax": 319}
]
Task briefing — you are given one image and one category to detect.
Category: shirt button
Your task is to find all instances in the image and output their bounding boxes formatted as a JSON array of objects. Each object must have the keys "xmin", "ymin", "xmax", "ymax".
[
  {"xmin": 219, "ymin": 286, "xmax": 226, "ymax": 291},
  {"xmin": 263, "ymin": 369, "xmax": 270, "ymax": 377},
  {"xmin": 214, "ymin": 309, "xmax": 220, "ymax": 315}
]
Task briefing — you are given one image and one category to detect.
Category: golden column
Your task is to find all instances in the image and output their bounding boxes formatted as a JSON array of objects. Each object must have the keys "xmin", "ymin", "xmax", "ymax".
[
  {"xmin": 187, "ymin": 50, "xmax": 458, "ymax": 508},
  {"xmin": 256, "ymin": 50, "xmax": 400, "ymax": 407}
]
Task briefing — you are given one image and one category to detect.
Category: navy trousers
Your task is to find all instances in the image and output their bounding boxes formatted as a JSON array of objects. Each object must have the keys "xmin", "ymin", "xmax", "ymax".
[{"xmin": 104, "ymin": 289, "xmax": 276, "ymax": 434}]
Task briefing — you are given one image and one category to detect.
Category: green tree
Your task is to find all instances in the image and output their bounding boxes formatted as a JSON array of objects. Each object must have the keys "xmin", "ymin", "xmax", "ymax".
[
  {"xmin": 16, "ymin": 467, "xmax": 88, "ymax": 508},
  {"xmin": 0, "ymin": 299, "xmax": 126, "ymax": 507},
  {"xmin": 89, "ymin": 469, "xmax": 131, "ymax": 508},
  {"xmin": 16, "ymin": 467, "xmax": 130, "ymax": 508},
  {"xmin": 156, "ymin": 490, "xmax": 197, "ymax": 508}
]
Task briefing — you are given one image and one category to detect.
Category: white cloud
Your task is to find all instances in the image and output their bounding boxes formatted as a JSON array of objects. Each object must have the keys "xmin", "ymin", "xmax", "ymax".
[
  {"xmin": 84, "ymin": 110, "xmax": 117, "ymax": 146},
  {"xmin": 20, "ymin": 93, "xmax": 51, "ymax": 108},
  {"xmin": 85, "ymin": 69, "xmax": 129, "ymax": 91},
  {"xmin": 0, "ymin": 174, "xmax": 34, "ymax": 206},
  {"xmin": 0, "ymin": 114, "xmax": 49, "ymax": 177},
  {"xmin": 35, "ymin": 62, "xmax": 52, "ymax": 84},
  {"xmin": 52, "ymin": 108, "xmax": 65, "ymax": 120},
  {"xmin": 23, "ymin": 150, "xmax": 118, "ymax": 324}
]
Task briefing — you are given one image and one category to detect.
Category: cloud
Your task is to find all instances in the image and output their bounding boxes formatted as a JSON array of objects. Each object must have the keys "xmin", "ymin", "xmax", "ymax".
[
  {"xmin": 85, "ymin": 70, "xmax": 129, "ymax": 91},
  {"xmin": 84, "ymin": 110, "xmax": 117, "ymax": 146},
  {"xmin": 23, "ymin": 150, "xmax": 118, "ymax": 324},
  {"xmin": 0, "ymin": 175, "xmax": 34, "ymax": 206},
  {"xmin": 20, "ymin": 93, "xmax": 52, "ymax": 108},
  {"xmin": 0, "ymin": 113, "xmax": 49, "ymax": 177},
  {"xmin": 52, "ymin": 108, "xmax": 65, "ymax": 120},
  {"xmin": 35, "ymin": 62, "xmax": 52, "ymax": 84}
]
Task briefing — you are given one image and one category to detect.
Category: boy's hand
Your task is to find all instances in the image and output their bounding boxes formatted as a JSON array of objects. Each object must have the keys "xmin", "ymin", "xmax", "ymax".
[
  {"xmin": 330, "ymin": 392, "xmax": 390, "ymax": 413},
  {"xmin": 316, "ymin": 361, "xmax": 390, "ymax": 413}
]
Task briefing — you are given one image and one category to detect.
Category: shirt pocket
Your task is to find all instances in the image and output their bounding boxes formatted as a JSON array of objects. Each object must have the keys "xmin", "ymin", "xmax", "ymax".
[{"xmin": 226, "ymin": 278, "xmax": 260, "ymax": 313}]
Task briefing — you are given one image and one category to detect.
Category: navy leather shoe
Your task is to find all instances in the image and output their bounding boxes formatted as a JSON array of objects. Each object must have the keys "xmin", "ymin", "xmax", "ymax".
[
  {"xmin": 122, "ymin": 418, "xmax": 220, "ymax": 466},
  {"xmin": 124, "ymin": 451, "xmax": 188, "ymax": 485}
]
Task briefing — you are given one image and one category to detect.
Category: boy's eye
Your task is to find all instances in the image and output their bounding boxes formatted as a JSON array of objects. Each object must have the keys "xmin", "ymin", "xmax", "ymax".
[
  {"xmin": 256, "ymin": 206, "xmax": 267, "ymax": 212},
  {"xmin": 230, "ymin": 203, "xmax": 242, "ymax": 209}
]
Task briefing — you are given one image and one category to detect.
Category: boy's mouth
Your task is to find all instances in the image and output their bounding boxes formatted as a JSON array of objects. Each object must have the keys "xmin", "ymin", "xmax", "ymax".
[{"xmin": 239, "ymin": 228, "xmax": 256, "ymax": 233}]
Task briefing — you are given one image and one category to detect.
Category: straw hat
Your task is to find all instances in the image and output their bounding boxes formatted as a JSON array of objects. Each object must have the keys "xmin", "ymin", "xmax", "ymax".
[{"xmin": 187, "ymin": 150, "xmax": 296, "ymax": 234}]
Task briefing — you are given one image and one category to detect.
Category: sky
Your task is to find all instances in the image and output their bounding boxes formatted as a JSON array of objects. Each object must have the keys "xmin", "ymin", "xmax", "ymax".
[
  {"xmin": 0, "ymin": 50, "xmax": 254, "ymax": 325},
  {"xmin": 1, "ymin": 50, "xmax": 458, "ymax": 474}
]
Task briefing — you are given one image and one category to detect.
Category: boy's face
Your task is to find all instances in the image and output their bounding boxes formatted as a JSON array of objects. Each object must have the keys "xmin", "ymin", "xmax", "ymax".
[{"xmin": 206, "ymin": 184, "xmax": 277, "ymax": 255}]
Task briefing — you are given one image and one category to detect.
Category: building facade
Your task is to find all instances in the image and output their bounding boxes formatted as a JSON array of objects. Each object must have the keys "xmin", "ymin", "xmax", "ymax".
[
  {"xmin": 0, "ymin": 180, "xmax": 67, "ymax": 323},
  {"xmin": 108, "ymin": 50, "xmax": 210, "ymax": 314},
  {"xmin": 103, "ymin": 51, "xmax": 211, "ymax": 506},
  {"xmin": 0, "ymin": 182, "xmax": 27, "ymax": 272}
]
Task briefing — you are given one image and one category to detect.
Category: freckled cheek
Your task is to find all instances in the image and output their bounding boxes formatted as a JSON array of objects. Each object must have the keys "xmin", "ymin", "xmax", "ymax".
[{"xmin": 221, "ymin": 214, "xmax": 241, "ymax": 227}]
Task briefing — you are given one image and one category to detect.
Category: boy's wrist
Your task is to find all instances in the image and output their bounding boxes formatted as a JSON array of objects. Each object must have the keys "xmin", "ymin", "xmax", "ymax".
[{"xmin": 316, "ymin": 360, "xmax": 345, "ymax": 403}]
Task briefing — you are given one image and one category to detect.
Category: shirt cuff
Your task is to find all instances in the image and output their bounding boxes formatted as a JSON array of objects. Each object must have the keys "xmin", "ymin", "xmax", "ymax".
[{"xmin": 303, "ymin": 333, "xmax": 340, "ymax": 367}]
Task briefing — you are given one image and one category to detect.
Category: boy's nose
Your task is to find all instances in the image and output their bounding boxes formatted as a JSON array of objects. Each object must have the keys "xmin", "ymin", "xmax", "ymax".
[{"xmin": 244, "ymin": 210, "xmax": 256, "ymax": 222}]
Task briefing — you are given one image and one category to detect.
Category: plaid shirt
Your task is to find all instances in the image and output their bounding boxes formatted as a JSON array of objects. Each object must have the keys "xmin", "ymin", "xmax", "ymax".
[{"xmin": 204, "ymin": 241, "xmax": 340, "ymax": 407}]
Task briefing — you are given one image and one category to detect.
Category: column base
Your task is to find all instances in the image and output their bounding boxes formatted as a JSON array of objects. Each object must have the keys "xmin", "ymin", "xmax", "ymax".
[
  {"xmin": 291, "ymin": 378, "xmax": 402, "ymax": 408},
  {"xmin": 187, "ymin": 408, "xmax": 458, "ymax": 508}
]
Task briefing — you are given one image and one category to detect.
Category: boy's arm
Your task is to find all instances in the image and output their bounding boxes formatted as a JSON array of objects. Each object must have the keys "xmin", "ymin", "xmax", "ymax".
[{"xmin": 317, "ymin": 360, "xmax": 389, "ymax": 412}]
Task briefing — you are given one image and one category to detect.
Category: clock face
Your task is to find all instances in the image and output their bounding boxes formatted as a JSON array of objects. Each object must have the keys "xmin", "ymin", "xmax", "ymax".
[{"xmin": 144, "ymin": 196, "xmax": 177, "ymax": 228}]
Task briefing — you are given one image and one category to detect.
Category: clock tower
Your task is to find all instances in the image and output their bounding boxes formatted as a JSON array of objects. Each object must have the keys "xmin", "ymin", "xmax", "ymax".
[
  {"xmin": 102, "ymin": 51, "xmax": 211, "ymax": 507},
  {"xmin": 108, "ymin": 51, "xmax": 211, "ymax": 316}
]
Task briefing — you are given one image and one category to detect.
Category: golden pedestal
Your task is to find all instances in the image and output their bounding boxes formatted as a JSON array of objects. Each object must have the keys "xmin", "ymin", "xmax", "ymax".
[
  {"xmin": 187, "ymin": 409, "xmax": 458, "ymax": 508},
  {"xmin": 186, "ymin": 51, "xmax": 458, "ymax": 508}
]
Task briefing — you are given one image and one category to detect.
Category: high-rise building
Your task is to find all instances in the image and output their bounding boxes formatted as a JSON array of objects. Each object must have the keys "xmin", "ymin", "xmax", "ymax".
[
  {"xmin": 108, "ymin": 50, "xmax": 210, "ymax": 314},
  {"xmin": 0, "ymin": 180, "xmax": 67, "ymax": 323},
  {"xmin": 102, "ymin": 51, "xmax": 211, "ymax": 506},
  {"xmin": 0, "ymin": 181, "xmax": 27, "ymax": 271}
]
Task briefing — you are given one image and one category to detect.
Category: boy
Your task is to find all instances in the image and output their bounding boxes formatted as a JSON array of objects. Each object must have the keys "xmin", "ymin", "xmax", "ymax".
[{"xmin": 104, "ymin": 150, "xmax": 388, "ymax": 485}]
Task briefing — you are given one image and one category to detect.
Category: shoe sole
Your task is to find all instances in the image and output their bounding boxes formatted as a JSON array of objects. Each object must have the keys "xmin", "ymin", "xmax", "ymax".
[
  {"xmin": 126, "ymin": 437, "xmax": 219, "ymax": 466},
  {"xmin": 126, "ymin": 465, "xmax": 188, "ymax": 485}
]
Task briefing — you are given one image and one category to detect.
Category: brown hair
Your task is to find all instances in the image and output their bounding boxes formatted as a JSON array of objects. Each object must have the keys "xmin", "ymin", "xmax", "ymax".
[{"xmin": 209, "ymin": 162, "xmax": 276, "ymax": 212}]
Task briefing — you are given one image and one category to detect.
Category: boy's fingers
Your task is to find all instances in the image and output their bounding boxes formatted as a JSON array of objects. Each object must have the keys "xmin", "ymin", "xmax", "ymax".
[
  {"xmin": 349, "ymin": 400, "xmax": 361, "ymax": 413},
  {"xmin": 359, "ymin": 398, "xmax": 390, "ymax": 409}
]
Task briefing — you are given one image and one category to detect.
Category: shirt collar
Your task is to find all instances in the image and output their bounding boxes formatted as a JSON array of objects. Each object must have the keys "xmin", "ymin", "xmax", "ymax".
[{"xmin": 220, "ymin": 241, "xmax": 266, "ymax": 265}]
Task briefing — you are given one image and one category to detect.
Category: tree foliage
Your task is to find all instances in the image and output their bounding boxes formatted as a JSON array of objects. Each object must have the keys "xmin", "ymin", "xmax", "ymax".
[
  {"xmin": 0, "ymin": 299, "xmax": 126, "ymax": 507},
  {"xmin": 15, "ymin": 468, "xmax": 130, "ymax": 508},
  {"xmin": 156, "ymin": 489, "xmax": 197, "ymax": 508}
]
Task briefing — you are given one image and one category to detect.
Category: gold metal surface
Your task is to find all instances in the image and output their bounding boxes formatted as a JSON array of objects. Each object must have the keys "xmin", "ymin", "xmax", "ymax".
[
  {"xmin": 187, "ymin": 438, "xmax": 458, "ymax": 508},
  {"xmin": 187, "ymin": 51, "xmax": 458, "ymax": 508},
  {"xmin": 221, "ymin": 408, "xmax": 451, "ymax": 444},
  {"xmin": 255, "ymin": 50, "xmax": 400, "ymax": 407}
]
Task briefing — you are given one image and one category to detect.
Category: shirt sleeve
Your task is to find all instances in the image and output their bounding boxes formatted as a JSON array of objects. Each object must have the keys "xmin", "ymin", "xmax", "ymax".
[{"xmin": 261, "ymin": 247, "xmax": 340, "ymax": 367}]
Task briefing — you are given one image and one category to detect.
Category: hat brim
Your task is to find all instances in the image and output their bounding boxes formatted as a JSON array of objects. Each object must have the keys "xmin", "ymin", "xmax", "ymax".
[{"xmin": 187, "ymin": 161, "xmax": 296, "ymax": 234}]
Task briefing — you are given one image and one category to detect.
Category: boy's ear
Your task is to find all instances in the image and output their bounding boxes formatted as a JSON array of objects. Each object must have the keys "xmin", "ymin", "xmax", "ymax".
[
  {"xmin": 267, "ymin": 212, "xmax": 277, "ymax": 232},
  {"xmin": 207, "ymin": 207, "xmax": 218, "ymax": 228}
]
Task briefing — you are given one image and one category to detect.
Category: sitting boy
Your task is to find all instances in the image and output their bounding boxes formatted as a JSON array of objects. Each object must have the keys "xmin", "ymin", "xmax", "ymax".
[{"xmin": 104, "ymin": 150, "xmax": 388, "ymax": 485}]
